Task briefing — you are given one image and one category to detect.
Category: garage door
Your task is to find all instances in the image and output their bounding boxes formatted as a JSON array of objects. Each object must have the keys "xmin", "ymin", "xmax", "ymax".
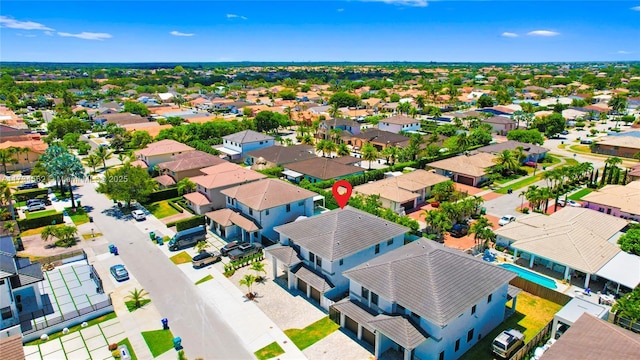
[
  {"xmin": 401, "ymin": 200, "xmax": 414, "ymax": 211},
  {"xmin": 362, "ymin": 328, "xmax": 376, "ymax": 347},
  {"xmin": 457, "ymin": 175, "xmax": 475, "ymax": 186},
  {"xmin": 345, "ymin": 316, "xmax": 358, "ymax": 335},
  {"xmin": 310, "ymin": 287, "xmax": 321, "ymax": 303},
  {"xmin": 297, "ymin": 279, "xmax": 307, "ymax": 294}
]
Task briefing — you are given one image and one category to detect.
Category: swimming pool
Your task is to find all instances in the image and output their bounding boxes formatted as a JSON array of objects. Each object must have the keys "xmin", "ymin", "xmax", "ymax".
[{"xmin": 498, "ymin": 263, "xmax": 558, "ymax": 289}]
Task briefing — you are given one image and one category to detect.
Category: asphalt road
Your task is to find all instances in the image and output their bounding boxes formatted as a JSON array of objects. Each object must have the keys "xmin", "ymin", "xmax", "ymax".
[{"xmin": 77, "ymin": 183, "xmax": 251, "ymax": 360}]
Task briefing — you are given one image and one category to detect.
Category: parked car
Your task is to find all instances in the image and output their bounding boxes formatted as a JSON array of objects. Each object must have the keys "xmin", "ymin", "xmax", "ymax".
[
  {"xmin": 220, "ymin": 241, "xmax": 240, "ymax": 256},
  {"xmin": 26, "ymin": 199, "xmax": 43, "ymax": 207},
  {"xmin": 557, "ymin": 199, "xmax": 580, "ymax": 208},
  {"xmin": 228, "ymin": 243, "xmax": 263, "ymax": 261},
  {"xmin": 560, "ymin": 130, "xmax": 569, "ymax": 135},
  {"xmin": 131, "ymin": 210, "xmax": 146, "ymax": 221},
  {"xmin": 27, "ymin": 202, "xmax": 46, "ymax": 212},
  {"xmin": 524, "ymin": 161, "xmax": 537, "ymax": 167},
  {"xmin": 21, "ymin": 168, "xmax": 32, "ymax": 175},
  {"xmin": 492, "ymin": 329, "xmax": 525, "ymax": 358},
  {"xmin": 580, "ymin": 139, "xmax": 593, "ymax": 145},
  {"xmin": 498, "ymin": 215, "xmax": 516, "ymax": 226},
  {"xmin": 36, "ymin": 195, "xmax": 52, "ymax": 205},
  {"xmin": 192, "ymin": 251, "xmax": 221, "ymax": 268},
  {"xmin": 450, "ymin": 223, "xmax": 470, "ymax": 238},
  {"xmin": 17, "ymin": 182, "xmax": 39, "ymax": 190},
  {"xmin": 110, "ymin": 264, "xmax": 129, "ymax": 281},
  {"xmin": 168, "ymin": 226, "xmax": 207, "ymax": 251}
]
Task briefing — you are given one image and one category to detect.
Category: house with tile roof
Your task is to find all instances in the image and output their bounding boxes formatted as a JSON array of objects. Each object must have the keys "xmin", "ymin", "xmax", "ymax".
[
  {"xmin": 476, "ymin": 140, "xmax": 549, "ymax": 163},
  {"xmin": 581, "ymin": 181, "xmax": 640, "ymax": 221},
  {"xmin": 0, "ymin": 137, "xmax": 48, "ymax": 172},
  {"xmin": 0, "ymin": 236, "xmax": 45, "ymax": 338},
  {"xmin": 214, "ymin": 130, "xmax": 275, "ymax": 162},
  {"xmin": 205, "ymin": 179, "xmax": 318, "ymax": 243},
  {"xmin": 350, "ymin": 129, "xmax": 410, "ymax": 151},
  {"xmin": 155, "ymin": 150, "xmax": 228, "ymax": 183},
  {"xmin": 591, "ymin": 136, "xmax": 640, "ymax": 158},
  {"xmin": 481, "ymin": 116, "xmax": 516, "ymax": 135},
  {"xmin": 134, "ymin": 139, "xmax": 195, "ymax": 169},
  {"xmin": 186, "ymin": 162, "xmax": 266, "ymax": 214},
  {"xmin": 245, "ymin": 144, "xmax": 317, "ymax": 169},
  {"xmin": 283, "ymin": 157, "xmax": 364, "ymax": 183},
  {"xmin": 334, "ymin": 239, "xmax": 517, "ymax": 360},
  {"xmin": 428, "ymin": 153, "xmax": 497, "ymax": 187},
  {"xmin": 267, "ymin": 207, "xmax": 408, "ymax": 309},
  {"xmin": 378, "ymin": 115, "xmax": 421, "ymax": 134},
  {"xmin": 316, "ymin": 118, "xmax": 361, "ymax": 141}
]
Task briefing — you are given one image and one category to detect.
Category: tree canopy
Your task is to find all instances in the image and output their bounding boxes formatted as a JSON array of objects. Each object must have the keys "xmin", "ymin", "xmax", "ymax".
[
  {"xmin": 533, "ymin": 113, "xmax": 565, "ymax": 138},
  {"xmin": 329, "ymin": 92, "xmax": 360, "ymax": 108},
  {"xmin": 506, "ymin": 129, "xmax": 545, "ymax": 145},
  {"xmin": 123, "ymin": 101, "xmax": 151, "ymax": 117},
  {"xmin": 618, "ymin": 228, "xmax": 640, "ymax": 256},
  {"xmin": 97, "ymin": 164, "xmax": 156, "ymax": 207}
]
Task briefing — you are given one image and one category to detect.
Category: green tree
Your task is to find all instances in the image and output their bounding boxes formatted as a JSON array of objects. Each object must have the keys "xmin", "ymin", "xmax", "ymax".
[
  {"xmin": 195, "ymin": 240, "xmax": 210, "ymax": 253},
  {"xmin": 53, "ymin": 152, "xmax": 86, "ymax": 208},
  {"xmin": 381, "ymin": 146, "xmax": 400, "ymax": 166},
  {"xmin": 0, "ymin": 148, "xmax": 18, "ymax": 174},
  {"xmin": 94, "ymin": 146, "xmax": 112, "ymax": 170},
  {"xmin": 97, "ymin": 164, "xmax": 156, "ymax": 207},
  {"xmin": 431, "ymin": 180, "xmax": 455, "ymax": 202},
  {"xmin": 361, "ymin": 143, "xmax": 379, "ymax": 170},
  {"xmin": 337, "ymin": 143, "xmax": 350, "ymax": 157},
  {"xmin": 239, "ymin": 274, "xmax": 257, "ymax": 298},
  {"xmin": 84, "ymin": 154, "xmax": 101, "ymax": 174},
  {"xmin": 493, "ymin": 150, "xmax": 520, "ymax": 176},
  {"xmin": 609, "ymin": 95, "xmax": 627, "ymax": 128},
  {"xmin": 47, "ymin": 117, "xmax": 91, "ymax": 139},
  {"xmin": 255, "ymin": 111, "xmax": 279, "ymax": 134},
  {"xmin": 123, "ymin": 101, "xmax": 151, "ymax": 116},
  {"xmin": 533, "ymin": 113, "xmax": 566, "ymax": 138},
  {"xmin": 612, "ymin": 287, "xmax": 640, "ymax": 325},
  {"xmin": 476, "ymin": 94, "xmax": 494, "ymax": 108},
  {"xmin": 129, "ymin": 131, "xmax": 153, "ymax": 149},
  {"xmin": 126, "ymin": 288, "xmax": 149, "ymax": 309},
  {"xmin": 177, "ymin": 178, "xmax": 196, "ymax": 195},
  {"xmin": 506, "ymin": 129, "xmax": 545, "ymax": 145},
  {"xmin": 329, "ymin": 92, "xmax": 360, "ymax": 108},
  {"xmin": 250, "ymin": 261, "xmax": 266, "ymax": 281},
  {"xmin": 277, "ymin": 89, "xmax": 296, "ymax": 100},
  {"xmin": 618, "ymin": 229, "xmax": 640, "ymax": 256}
]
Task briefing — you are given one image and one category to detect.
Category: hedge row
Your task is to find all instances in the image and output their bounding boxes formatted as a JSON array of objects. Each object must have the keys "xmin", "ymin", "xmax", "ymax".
[
  {"xmin": 224, "ymin": 252, "xmax": 264, "ymax": 271},
  {"xmin": 146, "ymin": 188, "xmax": 179, "ymax": 203},
  {"xmin": 166, "ymin": 198, "xmax": 184, "ymax": 213},
  {"xmin": 13, "ymin": 188, "xmax": 49, "ymax": 202},
  {"xmin": 18, "ymin": 212, "xmax": 64, "ymax": 231},
  {"xmin": 166, "ymin": 215, "xmax": 206, "ymax": 232}
]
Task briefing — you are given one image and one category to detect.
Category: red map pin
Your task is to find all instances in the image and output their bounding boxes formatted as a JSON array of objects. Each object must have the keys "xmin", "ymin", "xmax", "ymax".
[{"xmin": 332, "ymin": 180, "xmax": 352, "ymax": 209}]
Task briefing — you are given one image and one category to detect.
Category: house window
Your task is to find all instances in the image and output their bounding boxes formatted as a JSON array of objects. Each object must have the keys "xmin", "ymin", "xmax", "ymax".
[
  {"xmin": 249, "ymin": 208, "xmax": 253, "ymax": 216},
  {"xmin": 227, "ymin": 197, "xmax": 231, "ymax": 204},
  {"xmin": 439, "ymin": 351, "xmax": 445, "ymax": 360},
  {"xmin": 455, "ymin": 339, "xmax": 460, "ymax": 352},
  {"xmin": 339, "ymin": 259, "xmax": 343, "ymax": 266},
  {"xmin": 298, "ymin": 200, "xmax": 304, "ymax": 206},
  {"xmin": 467, "ymin": 329, "xmax": 474, "ymax": 342},
  {"xmin": 396, "ymin": 304, "xmax": 405, "ymax": 314},
  {"xmin": 371, "ymin": 292, "xmax": 379, "ymax": 306},
  {"xmin": 471, "ymin": 305, "xmax": 476, "ymax": 315},
  {"xmin": 0, "ymin": 279, "xmax": 4, "ymax": 285},
  {"xmin": 265, "ymin": 209, "xmax": 269, "ymax": 216},
  {"xmin": 387, "ymin": 238, "xmax": 393, "ymax": 246},
  {"xmin": 286, "ymin": 204, "xmax": 291, "ymax": 212},
  {"xmin": 309, "ymin": 252, "xmax": 315, "ymax": 263},
  {"xmin": 260, "ymin": 141, "xmax": 264, "ymax": 144},
  {"xmin": 487, "ymin": 294, "xmax": 492, "ymax": 303},
  {"xmin": 1, "ymin": 307, "xmax": 12, "ymax": 320},
  {"xmin": 361, "ymin": 287, "xmax": 369, "ymax": 300},
  {"xmin": 374, "ymin": 244, "xmax": 380, "ymax": 254},
  {"xmin": 315, "ymin": 256, "xmax": 322, "ymax": 267}
]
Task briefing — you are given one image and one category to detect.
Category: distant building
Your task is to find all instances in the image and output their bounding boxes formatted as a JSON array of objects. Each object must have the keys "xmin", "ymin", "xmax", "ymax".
[
  {"xmin": 215, "ymin": 130, "xmax": 275, "ymax": 162},
  {"xmin": 378, "ymin": 115, "xmax": 420, "ymax": 134},
  {"xmin": 592, "ymin": 136, "xmax": 640, "ymax": 158}
]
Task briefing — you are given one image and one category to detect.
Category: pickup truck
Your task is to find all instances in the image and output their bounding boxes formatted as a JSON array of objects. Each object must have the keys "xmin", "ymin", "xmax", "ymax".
[{"xmin": 228, "ymin": 243, "xmax": 263, "ymax": 261}]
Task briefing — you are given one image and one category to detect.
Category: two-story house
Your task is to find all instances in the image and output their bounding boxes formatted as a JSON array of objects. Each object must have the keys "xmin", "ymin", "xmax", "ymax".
[
  {"xmin": 186, "ymin": 162, "xmax": 266, "ymax": 214},
  {"xmin": 134, "ymin": 139, "xmax": 195, "ymax": 169},
  {"xmin": 316, "ymin": 118, "xmax": 361, "ymax": 141},
  {"xmin": 245, "ymin": 144, "xmax": 317, "ymax": 169},
  {"xmin": 267, "ymin": 207, "xmax": 408, "ymax": 309},
  {"xmin": 205, "ymin": 179, "xmax": 318, "ymax": 244},
  {"xmin": 378, "ymin": 115, "xmax": 421, "ymax": 134},
  {"xmin": 334, "ymin": 239, "xmax": 518, "ymax": 360},
  {"xmin": 283, "ymin": 157, "xmax": 364, "ymax": 184},
  {"xmin": 155, "ymin": 150, "xmax": 227, "ymax": 184},
  {"xmin": 214, "ymin": 130, "xmax": 275, "ymax": 162}
]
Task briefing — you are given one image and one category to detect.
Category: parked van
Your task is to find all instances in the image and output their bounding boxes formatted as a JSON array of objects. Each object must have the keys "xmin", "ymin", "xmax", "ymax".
[
  {"xmin": 492, "ymin": 329, "xmax": 524, "ymax": 358},
  {"xmin": 168, "ymin": 226, "xmax": 206, "ymax": 251}
]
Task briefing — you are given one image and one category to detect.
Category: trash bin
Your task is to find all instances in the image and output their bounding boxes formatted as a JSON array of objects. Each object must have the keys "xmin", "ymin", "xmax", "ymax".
[
  {"xmin": 149, "ymin": 232, "xmax": 155, "ymax": 240},
  {"xmin": 157, "ymin": 236, "xmax": 164, "ymax": 246},
  {"xmin": 161, "ymin": 318, "xmax": 169, "ymax": 330},
  {"xmin": 480, "ymin": 207, "xmax": 486, "ymax": 215},
  {"xmin": 89, "ymin": 216, "xmax": 94, "ymax": 223},
  {"xmin": 108, "ymin": 244, "xmax": 116, "ymax": 254},
  {"xmin": 77, "ymin": 201, "xmax": 81, "ymax": 208},
  {"xmin": 113, "ymin": 247, "xmax": 119, "ymax": 256},
  {"xmin": 173, "ymin": 337, "xmax": 182, "ymax": 349}
]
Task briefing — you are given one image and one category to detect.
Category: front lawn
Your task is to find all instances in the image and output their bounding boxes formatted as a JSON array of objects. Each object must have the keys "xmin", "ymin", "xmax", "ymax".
[
  {"xmin": 25, "ymin": 209, "xmax": 58, "ymax": 219},
  {"xmin": 284, "ymin": 316, "xmax": 339, "ymax": 350},
  {"xmin": 254, "ymin": 341, "xmax": 285, "ymax": 360},
  {"xmin": 495, "ymin": 174, "xmax": 543, "ymax": 194},
  {"xmin": 568, "ymin": 188, "xmax": 593, "ymax": 201},
  {"xmin": 141, "ymin": 329, "xmax": 175, "ymax": 357},
  {"xmin": 459, "ymin": 292, "xmax": 563, "ymax": 360},
  {"xmin": 145, "ymin": 200, "xmax": 180, "ymax": 219},
  {"xmin": 169, "ymin": 251, "xmax": 191, "ymax": 265},
  {"xmin": 20, "ymin": 223, "xmax": 65, "ymax": 237},
  {"xmin": 25, "ymin": 312, "xmax": 117, "ymax": 345},
  {"xmin": 195, "ymin": 274, "xmax": 213, "ymax": 285},
  {"xmin": 125, "ymin": 299, "xmax": 151, "ymax": 312},
  {"xmin": 65, "ymin": 207, "xmax": 90, "ymax": 225},
  {"xmin": 118, "ymin": 338, "xmax": 139, "ymax": 360}
]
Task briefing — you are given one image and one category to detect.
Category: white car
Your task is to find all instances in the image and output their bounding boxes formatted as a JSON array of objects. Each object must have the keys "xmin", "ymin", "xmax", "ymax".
[
  {"xmin": 131, "ymin": 210, "xmax": 146, "ymax": 221},
  {"xmin": 498, "ymin": 215, "xmax": 516, "ymax": 226},
  {"xmin": 557, "ymin": 199, "xmax": 581, "ymax": 207}
]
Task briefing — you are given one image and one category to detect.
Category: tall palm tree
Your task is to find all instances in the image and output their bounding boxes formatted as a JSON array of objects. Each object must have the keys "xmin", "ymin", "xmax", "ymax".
[
  {"xmin": 609, "ymin": 95, "xmax": 627, "ymax": 129},
  {"xmin": 0, "ymin": 148, "xmax": 18, "ymax": 174},
  {"xmin": 455, "ymin": 133, "xmax": 471, "ymax": 152},
  {"xmin": 329, "ymin": 128, "xmax": 342, "ymax": 143},
  {"xmin": 126, "ymin": 288, "xmax": 149, "ymax": 309},
  {"xmin": 94, "ymin": 146, "xmax": 112, "ymax": 170},
  {"xmin": 337, "ymin": 143, "xmax": 350, "ymax": 157},
  {"xmin": 84, "ymin": 154, "xmax": 101, "ymax": 174},
  {"xmin": 329, "ymin": 103, "xmax": 340, "ymax": 119},
  {"xmin": 493, "ymin": 150, "xmax": 519, "ymax": 176},
  {"xmin": 512, "ymin": 146, "xmax": 526, "ymax": 164},
  {"xmin": 250, "ymin": 261, "xmax": 266, "ymax": 281},
  {"xmin": 381, "ymin": 146, "xmax": 400, "ymax": 166},
  {"xmin": 470, "ymin": 216, "xmax": 491, "ymax": 251},
  {"xmin": 117, "ymin": 152, "xmax": 128, "ymax": 165},
  {"xmin": 177, "ymin": 178, "xmax": 196, "ymax": 195},
  {"xmin": 361, "ymin": 143, "xmax": 379, "ymax": 170}
]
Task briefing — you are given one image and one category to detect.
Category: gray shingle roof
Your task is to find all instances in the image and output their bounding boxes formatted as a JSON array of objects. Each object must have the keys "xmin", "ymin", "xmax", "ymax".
[
  {"xmin": 0, "ymin": 236, "xmax": 17, "ymax": 257},
  {"xmin": 291, "ymin": 264, "xmax": 334, "ymax": 292},
  {"xmin": 246, "ymin": 145, "xmax": 316, "ymax": 165},
  {"xmin": 343, "ymin": 239, "xmax": 516, "ymax": 326},
  {"xmin": 274, "ymin": 206, "xmax": 408, "ymax": 262},
  {"xmin": 331, "ymin": 299, "xmax": 377, "ymax": 331},
  {"xmin": 223, "ymin": 130, "xmax": 274, "ymax": 144},
  {"xmin": 368, "ymin": 314, "xmax": 428, "ymax": 350},
  {"xmin": 265, "ymin": 244, "xmax": 302, "ymax": 267}
]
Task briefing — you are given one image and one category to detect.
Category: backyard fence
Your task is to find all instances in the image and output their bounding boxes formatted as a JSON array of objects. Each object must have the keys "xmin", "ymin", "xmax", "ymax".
[
  {"xmin": 34, "ymin": 249, "xmax": 87, "ymax": 266},
  {"xmin": 510, "ymin": 277, "xmax": 571, "ymax": 306},
  {"xmin": 20, "ymin": 298, "xmax": 113, "ymax": 336},
  {"xmin": 509, "ymin": 320, "xmax": 554, "ymax": 360}
]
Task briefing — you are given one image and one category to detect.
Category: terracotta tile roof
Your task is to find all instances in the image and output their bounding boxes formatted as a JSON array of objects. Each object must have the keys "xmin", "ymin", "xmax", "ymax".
[
  {"xmin": 221, "ymin": 178, "xmax": 317, "ymax": 210},
  {"xmin": 157, "ymin": 151, "xmax": 227, "ymax": 172},
  {"xmin": 285, "ymin": 157, "xmax": 364, "ymax": 181},
  {"xmin": 382, "ymin": 115, "xmax": 419, "ymax": 125},
  {"xmin": 428, "ymin": 153, "xmax": 497, "ymax": 177},
  {"xmin": 122, "ymin": 122, "xmax": 172, "ymax": 138},
  {"xmin": 184, "ymin": 191, "xmax": 211, "ymax": 206},
  {"xmin": 0, "ymin": 139, "xmax": 48, "ymax": 154},
  {"xmin": 153, "ymin": 174, "xmax": 177, "ymax": 187},
  {"xmin": 192, "ymin": 163, "xmax": 266, "ymax": 189},
  {"xmin": 130, "ymin": 159, "xmax": 148, "ymax": 169},
  {"xmin": 135, "ymin": 139, "xmax": 194, "ymax": 157},
  {"xmin": 246, "ymin": 145, "xmax": 316, "ymax": 166},
  {"xmin": 0, "ymin": 334, "xmax": 25, "ymax": 360},
  {"xmin": 205, "ymin": 208, "xmax": 261, "ymax": 232}
]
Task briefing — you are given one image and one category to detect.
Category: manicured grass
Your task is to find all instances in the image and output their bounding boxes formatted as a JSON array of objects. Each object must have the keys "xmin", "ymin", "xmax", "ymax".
[
  {"xmin": 145, "ymin": 200, "xmax": 180, "ymax": 219},
  {"xmin": 118, "ymin": 337, "xmax": 139, "ymax": 360},
  {"xmin": 125, "ymin": 299, "xmax": 151, "ymax": 312},
  {"xmin": 569, "ymin": 144, "xmax": 591, "ymax": 153},
  {"xmin": 15, "ymin": 201, "xmax": 26, "ymax": 207},
  {"xmin": 65, "ymin": 207, "xmax": 90, "ymax": 225},
  {"xmin": 82, "ymin": 232, "xmax": 103, "ymax": 240},
  {"xmin": 195, "ymin": 274, "xmax": 213, "ymax": 285},
  {"xmin": 459, "ymin": 292, "xmax": 563, "ymax": 360},
  {"xmin": 495, "ymin": 174, "xmax": 543, "ymax": 194},
  {"xmin": 563, "ymin": 157, "xmax": 580, "ymax": 167},
  {"xmin": 20, "ymin": 224, "xmax": 65, "ymax": 237},
  {"xmin": 25, "ymin": 312, "xmax": 117, "ymax": 345},
  {"xmin": 25, "ymin": 209, "xmax": 58, "ymax": 219},
  {"xmin": 494, "ymin": 173, "xmax": 522, "ymax": 184},
  {"xmin": 284, "ymin": 316, "xmax": 340, "ymax": 350},
  {"xmin": 169, "ymin": 251, "xmax": 191, "ymax": 265},
  {"xmin": 568, "ymin": 188, "xmax": 593, "ymax": 201},
  {"xmin": 254, "ymin": 341, "xmax": 285, "ymax": 360},
  {"xmin": 142, "ymin": 329, "xmax": 175, "ymax": 357},
  {"xmin": 52, "ymin": 189, "xmax": 71, "ymax": 201}
]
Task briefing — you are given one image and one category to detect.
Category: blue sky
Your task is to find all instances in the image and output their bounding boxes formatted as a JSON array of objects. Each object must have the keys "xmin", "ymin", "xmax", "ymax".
[{"xmin": 1, "ymin": 1, "xmax": 640, "ymax": 63}]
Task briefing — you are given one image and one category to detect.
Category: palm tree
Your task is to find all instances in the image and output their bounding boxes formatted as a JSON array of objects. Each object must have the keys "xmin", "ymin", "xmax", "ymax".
[
  {"xmin": 361, "ymin": 143, "xmax": 379, "ymax": 170},
  {"xmin": 0, "ymin": 148, "xmax": 18, "ymax": 174},
  {"xmin": 177, "ymin": 178, "xmax": 196, "ymax": 195},
  {"xmin": 493, "ymin": 150, "xmax": 519, "ymax": 176},
  {"xmin": 239, "ymin": 274, "xmax": 257, "ymax": 299},
  {"xmin": 321, "ymin": 140, "xmax": 337, "ymax": 157},
  {"xmin": 329, "ymin": 103, "xmax": 340, "ymax": 119},
  {"xmin": 337, "ymin": 143, "xmax": 350, "ymax": 157},
  {"xmin": 605, "ymin": 156, "xmax": 623, "ymax": 168},
  {"xmin": 250, "ymin": 261, "xmax": 266, "ymax": 281},
  {"xmin": 41, "ymin": 225, "xmax": 58, "ymax": 242},
  {"xmin": 84, "ymin": 154, "xmax": 101, "ymax": 174},
  {"xmin": 416, "ymin": 95, "xmax": 426, "ymax": 111},
  {"xmin": 3, "ymin": 221, "xmax": 17, "ymax": 236},
  {"xmin": 381, "ymin": 146, "xmax": 399, "ymax": 167},
  {"xmin": 470, "ymin": 216, "xmax": 491, "ymax": 251},
  {"xmin": 301, "ymin": 134, "xmax": 314, "ymax": 145},
  {"xmin": 117, "ymin": 152, "xmax": 128, "ymax": 165},
  {"xmin": 455, "ymin": 133, "xmax": 471, "ymax": 152},
  {"xmin": 126, "ymin": 288, "xmax": 149, "ymax": 309},
  {"xmin": 512, "ymin": 146, "xmax": 526, "ymax": 164},
  {"xmin": 94, "ymin": 146, "xmax": 112, "ymax": 170},
  {"xmin": 329, "ymin": 128, "xmax": 342, "ymax": 143},
  {"xmin": 195, "ymin": 240, "xmax": 209, "ymax": 253},
  {"xmin": 609, "ymin": 95, "xmax": 627, "ymax": 129}
]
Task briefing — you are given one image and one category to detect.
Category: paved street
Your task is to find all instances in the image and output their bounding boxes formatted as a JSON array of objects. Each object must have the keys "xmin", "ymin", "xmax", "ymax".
[{"xmin": 75, "ymin": 183, "xmax": 252, "ymax": 360}]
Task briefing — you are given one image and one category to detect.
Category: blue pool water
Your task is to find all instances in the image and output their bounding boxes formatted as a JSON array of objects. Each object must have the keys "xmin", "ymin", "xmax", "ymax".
[{"xmin": 499, "ymin": 264, "xmax": 558, "ymax": 289}]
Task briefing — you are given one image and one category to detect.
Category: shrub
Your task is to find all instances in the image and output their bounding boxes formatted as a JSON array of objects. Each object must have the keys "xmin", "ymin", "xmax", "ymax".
[
  {"xmin": 17, "ymin": 212, "xmax": 64, "ymax": 231},
  {"xmin": 167, "ymin": 199, "xmax": 183, "ymax": 212},
  {"xmin": 174, "ymin": 215, "xmax": 206, "ymax": 232},
  {"xmin": 13, "ymin": 188, "xmax": 49, "ymax": 202},
  {"xmin": 112, "ymin": 349, "xmax": 121, "ymax": 358},
  {"xmin": 145, "ymin": 188, "xmax": 179, "ymax": 203}
]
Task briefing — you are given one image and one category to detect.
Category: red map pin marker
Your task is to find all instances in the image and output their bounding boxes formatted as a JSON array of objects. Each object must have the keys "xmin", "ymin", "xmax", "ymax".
[{"xmin": 332, "ymin": 180, "xmax": 352, "ymax": 209}]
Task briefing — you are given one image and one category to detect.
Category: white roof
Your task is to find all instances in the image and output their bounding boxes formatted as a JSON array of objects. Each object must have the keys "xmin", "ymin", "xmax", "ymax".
[
  {"xmin": 214, "ymin": 146, "xmax": 241, "ymax": 156},
  {"xmin": 554, "ymin": 298, "xmax": 609, "ymax": 326},
  {"xmin": 158, "ymin": 92, "xmax": 174, "ymax": 101},
  {"xmin": 282, "ymin": 169, "xmax": 304, "ymax": 178},
  {"xmin": 595, "ymin": 251, "xmax": 640, "ymax": 289}
]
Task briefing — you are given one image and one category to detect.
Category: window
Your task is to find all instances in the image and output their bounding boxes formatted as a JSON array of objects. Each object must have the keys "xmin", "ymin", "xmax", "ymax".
[
  {"xmin": 361, "ymin": 287, "xmax": 369, "ymax": 300},
  {"xmin": 0, "ymin": 279, "xmax": 4, "ymax": 285},
  {"xmin": 396, "ymin": 304, "xmax": 405, "ymax": 314},
  {"xmin": 371, "ymin": 292, "xmax": 379, "ymax": 306},
  {"xmin": 298, "ymin": 200, "xmax": 304, "ymax": 206},
  {"xmin": 439, "ymin": 351, "xmax": 445, "ymax": 360},
  {"xmin": 286, "ymin": 204, "xmax": 291, "ymax": 212},
  {"xmin": 467, "ymin": 329, "xmax": 474, "ymax": 342},
  {"xmin": 374, "ymin": 244, "xmax": 380, "ymax": 254},
  {"xmin": 265, "ymin": 209, "xmax": 269, "ymax": 216},
  {"xmin": 315, "ymin": 256, "xmax": 322, "ymax": 267},
  {"xmin": 339, "ymin": 259, "xmax": 343, "ymax": 266},
  {"xmin": 1, "ymin": 307, "xmax": 12, "ymax": 320},
  {"xmin": 471, "ymin": 305, "xmax": 476, "ymax": 315},
  {"xmin": 249, "ymin": 208, "xmax": 253, "ymax": 216},
  {"xmin": 309, "ymin": 252, "xmax": 315, "ymax": 263},
  {"xmin": 487, "ymin": 294, "xmax": 492, "ymax": 303},
  {"xmin": 455, "ymin": 339, "xmax": 460, "ymax": 352},
  {"xmin": 387, "ymin": 238, "xmax": 394, "ymax": 246},
  {"xmin": 227, "ymin": 197, "xmax": 231, "ymax": 204}
]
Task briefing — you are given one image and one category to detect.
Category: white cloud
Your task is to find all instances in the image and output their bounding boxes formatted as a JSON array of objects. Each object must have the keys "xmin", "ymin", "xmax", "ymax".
[
  {"xmin": 502, "ymin": 32, "xmax": 518, "ymax": 38},
  {"xmin": 363, "ymin": 0, "xmax": 428, "ymax": 7},
  {"xmin": 57, "ymin": 32, "xmax": 112, "ymax": 40},
  {"xmin": 631, "ymin": 6, "xmax": 640, "ymax": 11},
  {"xmin": 337, "ymin": 8, "xmax": 345, "ymax": 12},
  {"xmin": 618, "ymin": 50, "xmax": 632, "ymax": 54},
  {"xmin": 170, "ymin": 30, "xmax": 194, "ymax": 37},
  {"xmin": 527, "ymin": 30, "xmax": 560, "ymax": 37},
  {"xmin": 0, "ymin": 15, "xmax": 53, "ymax": 31},
  {"xmin": 17, "ymin": 33, "xmax": 37, "ymax": 38},
  {"xmin": 44, "ymin": 31, "xmax": 54, "ymax": 36},
  {"xmin": 226, "ymin": 14, "xmax": 248, "ymax": 20}
]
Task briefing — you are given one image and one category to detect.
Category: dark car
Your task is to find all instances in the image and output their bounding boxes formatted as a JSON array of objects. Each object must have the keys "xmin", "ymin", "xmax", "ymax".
[
  {"xmin": 21, "ymin": 168, "xmax": 32, "ymax": 175},
  {"xmin": 220, "ymin": 241, "xmax": 240, "ymax": 256},
  {"xmin": 450, "ymin": 223, "xmax": 470, "ymax": 238},
  {"xmin": 17, "ymin": 182, "xmax": 39, "ymax": 190},
  {"xmin": 228, "ymin": 243, "xmax": 263, "ymax": 261}
]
